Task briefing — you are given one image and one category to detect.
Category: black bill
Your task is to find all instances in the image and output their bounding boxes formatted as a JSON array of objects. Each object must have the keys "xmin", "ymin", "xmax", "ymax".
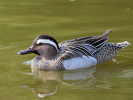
[{"xmin": 17, "ymin": 47, "xmax": 35, "ymax": 55}]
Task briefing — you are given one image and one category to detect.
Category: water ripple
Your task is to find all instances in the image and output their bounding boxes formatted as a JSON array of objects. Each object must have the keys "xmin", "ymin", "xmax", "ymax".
[{"xmin": 0, "ymin": 46, "xmax": 14, "ymax": 50}]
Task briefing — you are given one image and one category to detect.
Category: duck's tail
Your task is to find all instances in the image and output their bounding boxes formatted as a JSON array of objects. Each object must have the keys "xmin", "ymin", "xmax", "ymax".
[
  {"xmin": 95, "ymin": 41, "xmax": 131, "ymax": 64},
  {"xmin": 116, "ymin": 41, "xmax": 131, "ymax": 49}
]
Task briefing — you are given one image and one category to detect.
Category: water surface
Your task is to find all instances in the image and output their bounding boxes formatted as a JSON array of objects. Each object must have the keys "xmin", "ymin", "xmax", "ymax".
[{"xmin": 0, "ymin": 0, "xmax": 133, "ymax": 100}]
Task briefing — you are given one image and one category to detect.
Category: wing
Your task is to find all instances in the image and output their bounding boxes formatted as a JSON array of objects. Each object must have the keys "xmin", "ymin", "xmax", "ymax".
[{"xmin": 58, "ymin": 29, "xmax": 112, "ymax": 60}]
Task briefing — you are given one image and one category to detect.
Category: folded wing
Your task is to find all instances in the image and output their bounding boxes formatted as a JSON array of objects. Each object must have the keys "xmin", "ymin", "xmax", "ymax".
[{"xmin": 58, "ymin": 29, "xmax": 112, "ymax": 60}]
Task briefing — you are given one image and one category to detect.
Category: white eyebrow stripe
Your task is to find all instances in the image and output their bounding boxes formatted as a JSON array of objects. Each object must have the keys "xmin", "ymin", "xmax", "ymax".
[{"xmin": 37, "ymin": 39, "xmax": 59, "ymax": 51}]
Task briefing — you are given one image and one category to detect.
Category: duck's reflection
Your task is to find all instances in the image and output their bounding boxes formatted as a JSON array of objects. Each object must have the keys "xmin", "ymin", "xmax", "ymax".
[
  {"xmin": 21, "ymin": 62, "xmax": 121, "ymax": 98},
  {"xmin": 31, "ymin": 71, "xmax": 62, "ymax": 98},
  {"xmin": 32, "ymin": 80, "xmax": 59, "ymax": 98}
]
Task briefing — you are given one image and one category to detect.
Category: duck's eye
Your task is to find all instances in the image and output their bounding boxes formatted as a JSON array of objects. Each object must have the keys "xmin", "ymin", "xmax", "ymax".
[{"xmin": 38, "ymin": 42, "xmax": 43, "ymax": 45}]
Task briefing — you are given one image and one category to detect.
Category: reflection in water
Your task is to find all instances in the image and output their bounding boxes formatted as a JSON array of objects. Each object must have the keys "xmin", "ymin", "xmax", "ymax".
[
  {"xmin": 32, "ymin": 80, "xmax": 59, "ymax": 98},
  {"xmin": 118, "ymin": 69, "xmax": 133, "ymax": 78},
  {"xmin": 20, "ymin": 62, "xmax": 121, "ymax": 98}
]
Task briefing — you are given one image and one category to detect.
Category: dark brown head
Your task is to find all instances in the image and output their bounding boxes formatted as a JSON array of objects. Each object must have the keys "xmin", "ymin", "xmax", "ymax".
[{"xmin": 17, "ymin": 35, "xmax": 59, "ymax": 59}]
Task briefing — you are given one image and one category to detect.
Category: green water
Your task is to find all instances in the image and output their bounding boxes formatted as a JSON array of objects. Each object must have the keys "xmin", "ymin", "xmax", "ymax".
[{"xmin": 0, "ymin": 0, "xmax": 133, "ymax": 100}]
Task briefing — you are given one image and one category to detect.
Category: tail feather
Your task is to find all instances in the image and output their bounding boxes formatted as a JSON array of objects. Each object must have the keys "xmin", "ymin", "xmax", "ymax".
[
  {"xmin": 101, "ymin": 29, "xmax": 112, "ymax": 37},
  {"xmin": 117, "ymin": 41, "xmax": 131, "ymax": 48}
]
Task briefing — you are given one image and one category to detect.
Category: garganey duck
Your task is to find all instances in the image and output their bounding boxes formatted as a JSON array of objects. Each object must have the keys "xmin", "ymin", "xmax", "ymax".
[{"xmin": 17, "ymin": 29, "xmax": 130, "ymax": 70}]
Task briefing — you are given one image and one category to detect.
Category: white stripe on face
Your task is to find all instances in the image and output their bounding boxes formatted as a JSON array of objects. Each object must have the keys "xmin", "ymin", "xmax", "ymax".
[{"xmin": 37, "ymin": 39, "xmax": 59, "ymax": 51}]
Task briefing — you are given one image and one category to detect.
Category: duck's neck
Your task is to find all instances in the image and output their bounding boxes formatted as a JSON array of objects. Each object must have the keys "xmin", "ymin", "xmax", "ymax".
[{"xmin": 37, "ymin": 44, "xmax": 58, "ymax": 60}]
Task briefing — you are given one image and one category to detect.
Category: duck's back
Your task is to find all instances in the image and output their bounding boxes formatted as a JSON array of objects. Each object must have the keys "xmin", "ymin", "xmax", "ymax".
[{"xmin": 58, "ymin": 29, "xmax": 130, "ymax": 69}]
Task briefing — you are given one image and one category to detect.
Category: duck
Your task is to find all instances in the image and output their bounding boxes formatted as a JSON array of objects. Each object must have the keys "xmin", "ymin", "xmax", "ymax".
[{"xmin": 17, "ymin": 29, "xmax": 130, "ymax": 70}]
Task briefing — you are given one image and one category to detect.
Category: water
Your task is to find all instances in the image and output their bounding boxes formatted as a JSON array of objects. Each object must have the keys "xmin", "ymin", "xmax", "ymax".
[{"xmin": 0, "ymin": 0, "xmax": 133, "ymax": 100}]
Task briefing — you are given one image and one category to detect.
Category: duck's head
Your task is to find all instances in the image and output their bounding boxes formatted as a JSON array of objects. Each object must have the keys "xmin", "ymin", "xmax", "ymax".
[{"xmin": 17, "ymin": 35, "xmax": 59, "ymax": 58}]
